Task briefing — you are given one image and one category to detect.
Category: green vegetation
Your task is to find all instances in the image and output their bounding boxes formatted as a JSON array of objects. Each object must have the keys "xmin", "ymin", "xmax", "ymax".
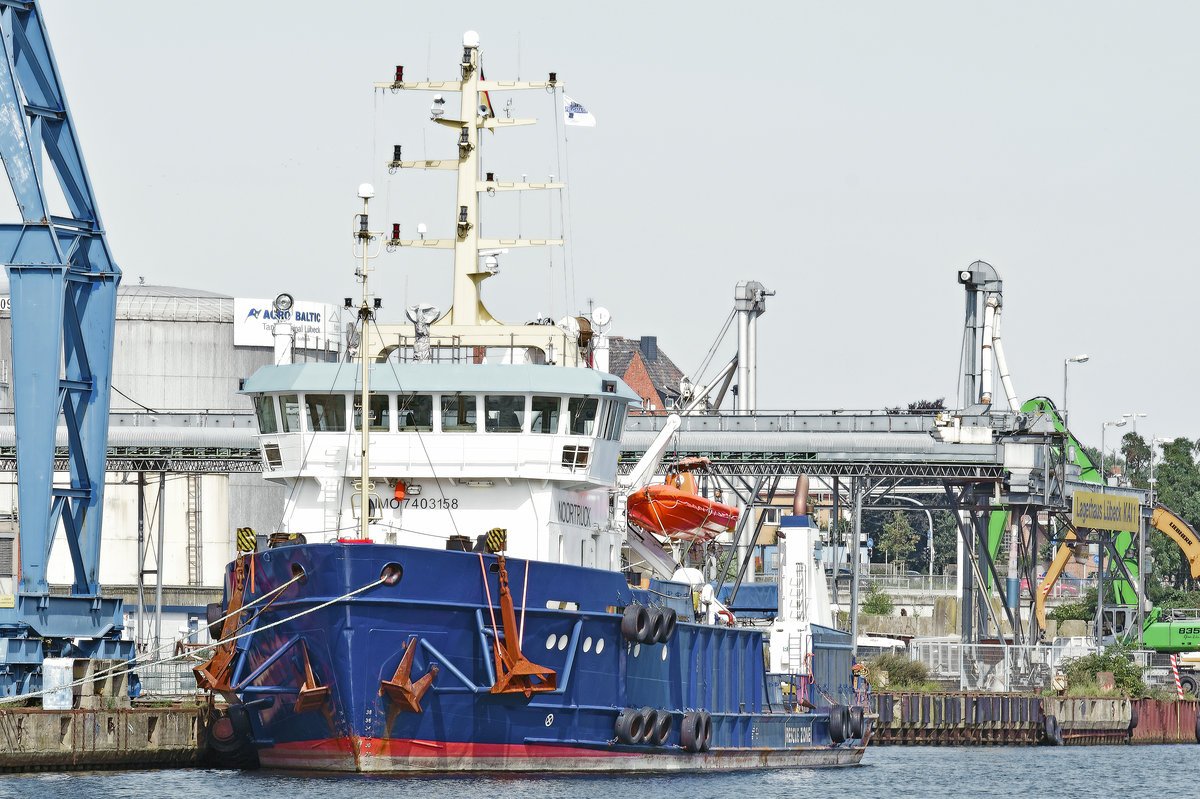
[
  {"xmin": 1048, "ymin": 587, "xmax": 1098, "ymax": 623},
  {"xmin": 1059, "ymin": 642, "xmax": 1149, "ymax": 698},
  {"xmin": 860, "ymin": 583, "xmax": 895, "ymax": 616},
  {"xmin": 865, "ymin": 653, "xmax": 940, "ymax": 691},
  {"xmin": 879, "ymin": 511, "xmax": 920, "ymax": 572}
]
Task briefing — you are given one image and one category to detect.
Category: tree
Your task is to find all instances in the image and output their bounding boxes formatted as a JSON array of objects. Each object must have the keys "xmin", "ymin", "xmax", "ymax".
[
  {"xmin": 879, "ymin": 510, "xmax": 920, "ymax": 571},
  {"xmin": 1121, "ymin": 432, "xmax": 1150, "ymax": 488},
  {"xmin": 932, "ymin": 510, "xmax": 959, "ymax": 574},
  {"xmin": 1150, "ymin": 437, "xmax": 1200, "ymax": 590}
]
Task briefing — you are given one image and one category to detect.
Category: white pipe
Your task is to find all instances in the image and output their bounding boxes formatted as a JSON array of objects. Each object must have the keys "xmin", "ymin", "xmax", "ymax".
[
  {"xmin": 747, "ymin": 309, "xmax": 757, "ymax": 412},
  {"xmin": 980, "ymin": 298, "xmax": 995, "ymax": 404},
  {"xmin": 736, "ymin": 309, "xmax": 750, "ymax": 413},
  {"xmin": 991, "ymin": 304, "xmax": 1019, "ymax": 409}
]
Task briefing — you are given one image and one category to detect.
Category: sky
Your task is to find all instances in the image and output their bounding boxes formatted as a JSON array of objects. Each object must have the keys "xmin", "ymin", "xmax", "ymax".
[{"xmin": 26, "ymin": 1, "xmax": 1200, "ymax": 449}]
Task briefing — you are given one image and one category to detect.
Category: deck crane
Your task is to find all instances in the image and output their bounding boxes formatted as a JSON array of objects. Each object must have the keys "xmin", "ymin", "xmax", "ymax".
[{"xmin": 0, "ymin": 1, "xmax": 132, "ymax": 696}]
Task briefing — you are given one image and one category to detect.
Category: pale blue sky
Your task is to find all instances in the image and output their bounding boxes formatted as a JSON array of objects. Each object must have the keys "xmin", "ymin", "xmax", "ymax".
[{"xmin": 33, "ymin": 1, "xmax": 1200, "ymax": 447}]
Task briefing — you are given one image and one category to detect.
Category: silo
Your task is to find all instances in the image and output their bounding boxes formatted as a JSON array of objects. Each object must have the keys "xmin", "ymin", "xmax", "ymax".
[{"xmin": 0, "ymin": 282, "xmax": 342, "ymax": 652}]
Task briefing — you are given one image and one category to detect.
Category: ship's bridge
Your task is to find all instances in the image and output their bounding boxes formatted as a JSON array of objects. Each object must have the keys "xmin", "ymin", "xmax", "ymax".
[{"xmin": 241, "ymin": 363, "xmax": 638, "ymax": 488}]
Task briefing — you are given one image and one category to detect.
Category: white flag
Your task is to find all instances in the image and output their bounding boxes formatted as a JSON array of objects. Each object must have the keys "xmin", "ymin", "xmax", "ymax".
[{"xmin": 563, "ymin": 95, "xmax": 596, "ymax": 127}]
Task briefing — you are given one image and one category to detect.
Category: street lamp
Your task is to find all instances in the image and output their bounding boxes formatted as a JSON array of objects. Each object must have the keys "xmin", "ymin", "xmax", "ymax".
[
  {"xmin": 1101, "ymin": 418, "xmax": 1127, "ymax": 484},
  {"xmin": 1123, "ymin": 412, "xmax": 1147, "ymax": 433},
  {"xmin": 1149, "ymin": 437, "xmax": 1172, "ymax": 506},
  {"xmin": 1062, "ymin": 354, "xmax": 1089, "ymax": 428}
]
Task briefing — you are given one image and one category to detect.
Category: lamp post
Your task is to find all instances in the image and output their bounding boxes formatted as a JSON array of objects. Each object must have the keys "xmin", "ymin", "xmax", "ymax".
[
  {"xmin": 1142, "ymin": 437, "xmax": 1171, "ymax": 644},
  {"xmin": 1062, "ymin": 353, "xmax": 1090, "ymax": 428},
  {"xmin": 1101, "ymin": 418, "xmax": 1127, "ymax": 484}
]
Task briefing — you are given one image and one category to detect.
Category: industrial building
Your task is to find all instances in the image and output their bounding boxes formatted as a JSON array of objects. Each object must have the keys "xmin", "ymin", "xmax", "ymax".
[{"xmin": 0, "ymin": 283, "xmax": 342, "ymax": 648}]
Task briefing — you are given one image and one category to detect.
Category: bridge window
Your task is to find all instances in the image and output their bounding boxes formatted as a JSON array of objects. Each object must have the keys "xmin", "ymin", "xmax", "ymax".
[
  {"xmin": 441, "ymin": 393, "xmax": 478, "ymax": 432},
  {"xmin": 598, "ymin": 400, "xmax": 624, "ymax": 441},
  {"xmin": 568, "ymin": 397, "xmax": 598, "ymax": 436},
  {"xmin": 353, "ymin": 394, "xmax": 390, "ymax": 432},
  {"xmin": 397, "ymin": 394, "xmax": 433, "ymax": 431},
  {"xmin": 306, "ymin": 394, "xmax": 347, "ymax": 432},
  {"xmin": 254, "ymin": 395, "xmax": 278, "ymax": 434},
  {"xmin": 531, "ymin": 396, "xmax": 561, "ymax": 434},
  {"xmin": 609, "ymin": 404, "xmax": 627, "ymax": 441},
  {"xmin": 279, "ymin": 394, "xmax": 301, "ymax": 433},
  {"xmin": 485, "ymin": 395, "xmax": 526, "ymax": 432}
]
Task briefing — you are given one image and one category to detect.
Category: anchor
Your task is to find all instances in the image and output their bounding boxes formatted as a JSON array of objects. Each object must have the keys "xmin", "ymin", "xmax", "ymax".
[
  {"xmin": 193, "ymin": 554, "xmax": 250, "ymax": 705},
  {"xmin": 380, "ymin": 636, "xmax": 439, "ymax": 713},
  {"xmin": 294, "ymin": 640, "xmax": 331, "ymax": 714},
  {"xmin": 488, "ymin": 550, "xmax": 557, "ymax": 697}
]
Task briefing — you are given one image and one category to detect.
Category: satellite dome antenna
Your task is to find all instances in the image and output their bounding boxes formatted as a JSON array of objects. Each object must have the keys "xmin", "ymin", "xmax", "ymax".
[{"xmin": 590, "ymin": 306, "xmax": 612, "ymax": 333}]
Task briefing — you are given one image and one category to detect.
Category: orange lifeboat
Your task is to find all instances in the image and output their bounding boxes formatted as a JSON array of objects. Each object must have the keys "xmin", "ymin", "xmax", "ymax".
[{"xmin": 627, "ymin": 458, "xmax": 739, "ymax": 541}]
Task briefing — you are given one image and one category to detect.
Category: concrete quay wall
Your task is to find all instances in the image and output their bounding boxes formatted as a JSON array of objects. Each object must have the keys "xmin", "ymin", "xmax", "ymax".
[
  {"xmin": 0, "ymin": 706, "xmax": 202, "ymax": 772},
  {"xmin": 869, "ymin": 692, "xmax": 1199, "ymax": 746}
]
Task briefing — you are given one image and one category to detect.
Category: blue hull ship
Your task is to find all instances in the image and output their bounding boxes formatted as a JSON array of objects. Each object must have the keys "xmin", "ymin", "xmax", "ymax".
[
  {"xmin": 204, "ymin": 542, "xmax": 864, "ymax": 771},
  {"xmin": 194, "ymin": 31, "xmax": 869, "ymax": 773}
]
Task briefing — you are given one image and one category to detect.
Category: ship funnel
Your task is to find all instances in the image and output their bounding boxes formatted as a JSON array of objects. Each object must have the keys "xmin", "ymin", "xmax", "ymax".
[{"xmin": 793, "ymin": 474, "xmax": 810, "ymax": 517}]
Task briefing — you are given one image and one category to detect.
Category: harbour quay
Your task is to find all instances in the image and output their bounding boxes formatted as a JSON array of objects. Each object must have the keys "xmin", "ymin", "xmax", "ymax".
[
  {"xmin": 0, "ymin": 659, "xmax": 202, "ymax": 773},
  {"xmin": 869, "ymin": 692, "xmax": 1200, "ymax": 746},
  {"xmin": 0, "ymin": 705, "xmax": 202, "ymax": 772}
]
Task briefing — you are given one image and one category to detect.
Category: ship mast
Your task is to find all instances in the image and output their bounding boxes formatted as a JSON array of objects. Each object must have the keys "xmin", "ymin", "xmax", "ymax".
[
  {"xmin": 354, "ymin": 184, "xmax": 382, "ymax": 541},
  {"xmin": 376, "ymin": 32, "xmax": 574, "ymax": 345}
]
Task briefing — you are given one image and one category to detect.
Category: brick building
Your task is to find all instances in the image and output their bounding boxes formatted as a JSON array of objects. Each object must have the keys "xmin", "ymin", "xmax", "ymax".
[{"xmin": 608, "ymin": 336, "xmax": 686, "ymax": 413}]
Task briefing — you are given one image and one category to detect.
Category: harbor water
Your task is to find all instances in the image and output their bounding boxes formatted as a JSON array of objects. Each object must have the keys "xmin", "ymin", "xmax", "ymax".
[{"xmin": 0, "ymin": 745, "xmax": 1189, "ymax": 799}]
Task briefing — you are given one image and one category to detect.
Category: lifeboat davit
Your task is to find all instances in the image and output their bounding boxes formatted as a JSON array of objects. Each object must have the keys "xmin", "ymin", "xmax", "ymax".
[{"xmin": 627, "ymin": 457, "xmax": 739, "ymax": 541}]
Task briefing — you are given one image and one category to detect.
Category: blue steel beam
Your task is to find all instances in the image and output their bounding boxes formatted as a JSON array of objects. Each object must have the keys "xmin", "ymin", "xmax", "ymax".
[{"xmin": 0, "ymin": 0, "xmax": 124, "ymax": 675}]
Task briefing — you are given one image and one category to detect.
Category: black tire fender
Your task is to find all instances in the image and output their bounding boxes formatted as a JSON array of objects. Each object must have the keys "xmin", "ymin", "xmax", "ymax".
[
  {"xmin": 657, "ymin": 607, "xmax": 678, "ymax": 644},
  {"xmin": 621, "ymin": 606, "xmax": 649, "ymax": 643},
  {"xmin": 849, "ymin": 706, "xmax": 865, "ymax": 739},
  {"xmin": 699, "ymin": 710, "xmax": 713, "ymax": 751},
  {"xmin": 1043, "ymin": 714, "xmax": 1064, "ymax": 746},
  {"xmin": 680, "ymin": 711, "xmax": 704, "ymax": 753},
  {"xmin": 614, "ymin": 707, "xmax": 644, "ymax": 745},
  {"xmin": 829, "ymin": 704, "xmax": 849, "ymax": 744},
  {"xmin": 643, "ymin": 607, "xmax": 665, "ymax": 645},
  {"xmin": 638, "ymin": 707, "xmax": 658, "ymax": 743},
  {"xmin": 650, "ymin": 710, "xmax": 673, "ymax": 746}
]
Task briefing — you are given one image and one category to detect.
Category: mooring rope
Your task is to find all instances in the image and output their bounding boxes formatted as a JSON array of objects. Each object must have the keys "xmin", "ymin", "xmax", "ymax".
[{"xmin": 0, "ymin": 573, "xmax": 385, "ymax": 705}]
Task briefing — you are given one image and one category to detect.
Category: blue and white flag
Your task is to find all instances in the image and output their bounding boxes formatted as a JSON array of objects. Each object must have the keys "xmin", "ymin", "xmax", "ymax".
[{"xmin": 563, "ymin": 95, "xmax": 596, "ymax": 127}]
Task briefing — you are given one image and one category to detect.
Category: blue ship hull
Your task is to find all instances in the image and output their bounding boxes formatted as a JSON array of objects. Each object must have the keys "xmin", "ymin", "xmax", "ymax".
[{"xmin": 214, "ymin": 542, "xmax": 867, "ymax": 772}]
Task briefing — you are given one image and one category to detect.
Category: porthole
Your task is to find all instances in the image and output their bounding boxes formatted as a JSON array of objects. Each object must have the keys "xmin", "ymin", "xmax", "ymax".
[
  {"xmin": 557, "ymin": 634, "xmax": 568, "ymax": 651},
  {"xmin": 545, "ymin": 634, "xmax": 557, "ymax": 650},
  {"xmin": 380, "ymin": 563, "xmax": 403, "ymax": 586},
  {"xmin": 583, "ymin": 636, "xmax": 593, "ymax": 653},
  {"xmin": 661, "ymin": 646, "xmax": 668, "ymax": 661},
  {"xmin": 596, "ymin": 638, "xmax": 605, "ymax": 654},
  {"xmin": 633, "ymin": 643, "xmax": 641, "ymax": 658}
]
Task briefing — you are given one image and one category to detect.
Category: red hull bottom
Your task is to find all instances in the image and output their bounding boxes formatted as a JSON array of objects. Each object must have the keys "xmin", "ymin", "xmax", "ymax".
[{"xmin": 258, "ymin": 737, "xmax": 866, "ymax": 773}]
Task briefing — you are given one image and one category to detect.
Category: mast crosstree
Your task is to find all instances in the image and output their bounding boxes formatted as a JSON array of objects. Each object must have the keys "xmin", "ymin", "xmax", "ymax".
[{"xmin": 372, "ymin": 32, "xmax": 578, "ymax": 363}]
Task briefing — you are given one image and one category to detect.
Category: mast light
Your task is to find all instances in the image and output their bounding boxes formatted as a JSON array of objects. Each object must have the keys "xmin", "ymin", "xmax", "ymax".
[{"xmin": 394, "ymin": 65, "xmax": 404, "ymax": 83}]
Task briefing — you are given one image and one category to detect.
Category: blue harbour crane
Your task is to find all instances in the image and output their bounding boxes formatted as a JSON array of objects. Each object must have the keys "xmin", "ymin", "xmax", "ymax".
[{"xmin": 0, "ymin": 0, "xmax": 132, "ymax": 696}]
